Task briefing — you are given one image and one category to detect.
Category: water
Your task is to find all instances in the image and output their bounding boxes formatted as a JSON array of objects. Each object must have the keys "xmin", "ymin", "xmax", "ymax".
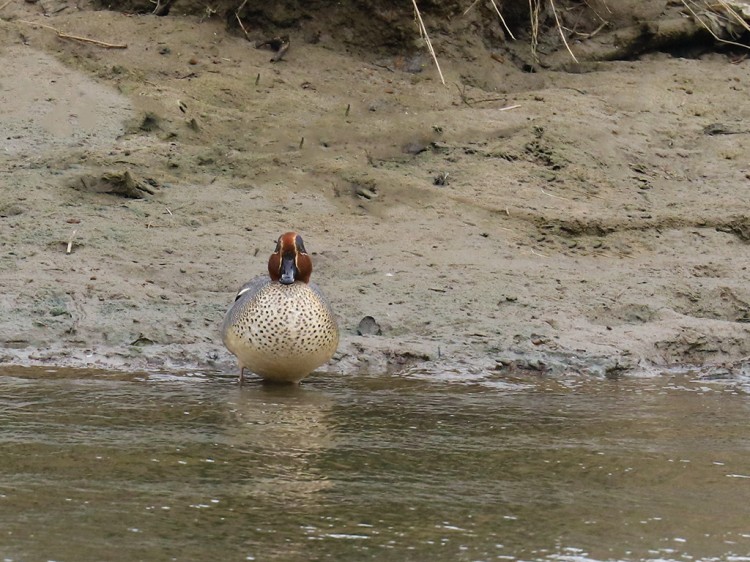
[{"xmin": 1, "ymin": 366, "xmax": 749, "ymax": 562}]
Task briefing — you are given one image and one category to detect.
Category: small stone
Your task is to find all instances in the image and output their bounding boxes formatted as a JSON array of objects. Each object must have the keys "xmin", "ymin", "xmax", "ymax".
[
  {"xmin": 433, "ymin": 171, "xmax": 449, "ymax": 186},
  {"xmin": 357, "ymin": 316, "xmax": 382, "ymax": 336}
]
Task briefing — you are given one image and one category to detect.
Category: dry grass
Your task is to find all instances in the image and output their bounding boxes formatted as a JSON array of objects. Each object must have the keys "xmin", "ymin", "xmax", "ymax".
[
  {"xmin": 416, "ymin": 0, "xmax": 750, "ymax": 81},
  {"xmin": 413, "ymin": 1, "xmax": 591, "ymax": 77},
  {"xmin": 412, "ymin": 0, "xmax": 445, "ymax": 84},
  {"xmin": 681, "ymin": 0, "xmax": 750, "ymax": 49}
]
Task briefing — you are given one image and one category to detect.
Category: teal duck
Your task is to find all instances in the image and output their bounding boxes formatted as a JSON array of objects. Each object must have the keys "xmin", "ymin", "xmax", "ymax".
[{"xmin": 221, "ymin": 232, "xmax": 339, "ymax": 384}]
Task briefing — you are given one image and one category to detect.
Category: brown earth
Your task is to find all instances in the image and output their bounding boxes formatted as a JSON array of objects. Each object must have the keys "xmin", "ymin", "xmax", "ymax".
[{"xmin": 0, "ymin": 0, "xmax": 749, "ymax": 380}]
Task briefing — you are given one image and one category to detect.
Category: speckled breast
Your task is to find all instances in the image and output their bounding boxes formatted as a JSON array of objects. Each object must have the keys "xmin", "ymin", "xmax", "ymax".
[{"xmin": 222, "ymin": 281, "xmax": 339, "ymax": 382}]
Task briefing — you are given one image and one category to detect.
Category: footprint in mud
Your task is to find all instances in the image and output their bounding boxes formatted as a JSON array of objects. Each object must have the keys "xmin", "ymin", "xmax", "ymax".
[
  {"xmin": 587, "ymin": 303, "xmax": 658, "ymax": 326},
  {"xmin": 672, "ymin": 286, "xmax": 750, "ymax": 323}
]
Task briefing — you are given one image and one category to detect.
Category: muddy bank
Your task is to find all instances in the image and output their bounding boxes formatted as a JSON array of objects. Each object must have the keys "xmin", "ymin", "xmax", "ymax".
[{"xmin": 0, "ymin": 1, "xmax": 749, "ymax": 379}]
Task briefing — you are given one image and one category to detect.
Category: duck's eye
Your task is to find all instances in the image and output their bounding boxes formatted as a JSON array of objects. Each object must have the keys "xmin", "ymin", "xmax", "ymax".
[{"xmin": 296, "ymin": 235, "xmax": 307, "ymax": 254}]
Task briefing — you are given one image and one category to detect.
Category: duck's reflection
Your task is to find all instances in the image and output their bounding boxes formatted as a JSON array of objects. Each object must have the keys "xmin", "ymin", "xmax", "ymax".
[{"xmin": 222, "ymin": 382, "xmax": 335, "ymax": 504}]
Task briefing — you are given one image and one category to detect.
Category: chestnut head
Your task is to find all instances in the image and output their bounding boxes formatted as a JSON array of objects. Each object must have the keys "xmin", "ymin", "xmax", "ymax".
[{"xmin": 268, "ymin": 232, "xmax": 312, "ymax": 284}]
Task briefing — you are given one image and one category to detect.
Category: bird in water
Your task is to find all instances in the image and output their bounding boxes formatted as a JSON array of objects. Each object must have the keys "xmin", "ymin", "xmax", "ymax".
[{"xmin": 221, "ymin": 232, "xmax": 339, "ymax": 384}]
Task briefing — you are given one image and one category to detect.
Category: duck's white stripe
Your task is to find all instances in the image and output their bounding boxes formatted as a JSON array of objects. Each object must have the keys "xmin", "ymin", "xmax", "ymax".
[{"xmin": 235, "ymin": 286, "xmax": 252, "ymax": 300}]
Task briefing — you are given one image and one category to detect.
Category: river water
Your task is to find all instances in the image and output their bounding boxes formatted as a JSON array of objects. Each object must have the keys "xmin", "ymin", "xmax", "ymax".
[{"xmin": 0, "ymin": 366, "xmax": 748, "ymax": 562}]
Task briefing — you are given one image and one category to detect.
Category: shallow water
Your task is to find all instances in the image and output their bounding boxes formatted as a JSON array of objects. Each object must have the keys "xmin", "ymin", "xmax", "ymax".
[{"xmin": 0, "ymin": 366, "xmax": 749, "ymax": 562}]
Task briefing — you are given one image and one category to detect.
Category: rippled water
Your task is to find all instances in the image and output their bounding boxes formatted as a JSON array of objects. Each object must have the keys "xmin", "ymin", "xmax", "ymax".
[{"xmin": 1, "ymin": 366, "xmax": 749, "ymax": 562}]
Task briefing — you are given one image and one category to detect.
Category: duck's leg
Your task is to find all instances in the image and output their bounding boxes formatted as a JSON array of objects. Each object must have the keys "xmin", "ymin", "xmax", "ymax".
[{"xmin": 237, "ymin": 364, "xmax": 245, "ymax": 385}]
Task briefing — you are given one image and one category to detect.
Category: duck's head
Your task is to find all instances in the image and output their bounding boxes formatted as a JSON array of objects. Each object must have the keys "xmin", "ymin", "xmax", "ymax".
[{"xmin": 268, "ymin": 231, "xmax": 312, "ymax": 285}]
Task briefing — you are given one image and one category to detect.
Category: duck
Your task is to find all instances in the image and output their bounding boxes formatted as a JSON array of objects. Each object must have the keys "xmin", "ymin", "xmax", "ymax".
[{"xmin": 221, "ymin": 232, "xmax": 339, "ymax": 384}]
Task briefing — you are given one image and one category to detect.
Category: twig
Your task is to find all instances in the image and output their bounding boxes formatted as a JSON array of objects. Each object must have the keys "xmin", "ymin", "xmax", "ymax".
[
  {"xmin": 151, "ymin": 0, "xmax": 175, "ymax": 16},
  {"xmin": 488, "ymin": 0, "xmax": 516, "ymax": 40},
  {"xmin": 371, "ymin": 61, "xmax": 395, "ymax": 73},
  {"xmin": 411, "ymin": 0, "xmax": 445, "ymax": 85},
  {"xmin": 453, "ymin": 84, "xmax": 520, "ymax": 108},
  {"xmin": 455, "ymin": 83, "xmax": 472, "ymax": 106},
  {"xmin": 574, "ymin": 20, "xmax": 608, "ymax": 39},
  {"xmin": 0, "ymin": 0, "xmax": 13, "ymax": 12},
  {"xmin": 463, "ymin": 0, "xmax": 479, "ymax": 15},
  {"xmin": 17, "ymin": 19, "xmax": 127, "ymax": 48},
  {"xmin": 463, "ymin": 0, "xmax": 480, "ymax": 15},
  {"xmin": 463, "ymin": 0, "xmax": 516, "ymax": 41},
  {"xmin": 234, "ymin": 0, "xmax": 249, "ymax": 39},
  {"xmin": 541, "ymin": 187, "xmax": 570, "ymax": 200},
  {"xmin": 549, "ymin": 0, "xmax": 578, "ymax": 63},
  {"xmin": 470, "ymin": 95, "xmax": 509, "ymax": 105},
  {"xmin": 75, "ymin": 33, "xmax": 124, "ymax": 49},
  {"xmin": 529, "ymin": 0, "xmax": 540, "ymax": 63},
  {"xmin": 66, "ymin": 229, "xmax": 77, "ymax": 255},
  {"xmin": 235, "ymin": 12, "xmax": 249, "ymax": 38}
]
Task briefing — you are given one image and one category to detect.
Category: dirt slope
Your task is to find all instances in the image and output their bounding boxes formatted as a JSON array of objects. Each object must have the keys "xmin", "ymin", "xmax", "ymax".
[{"xmin": 1, "ymin": 1, "xmax": 749, "ymax": 378}]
